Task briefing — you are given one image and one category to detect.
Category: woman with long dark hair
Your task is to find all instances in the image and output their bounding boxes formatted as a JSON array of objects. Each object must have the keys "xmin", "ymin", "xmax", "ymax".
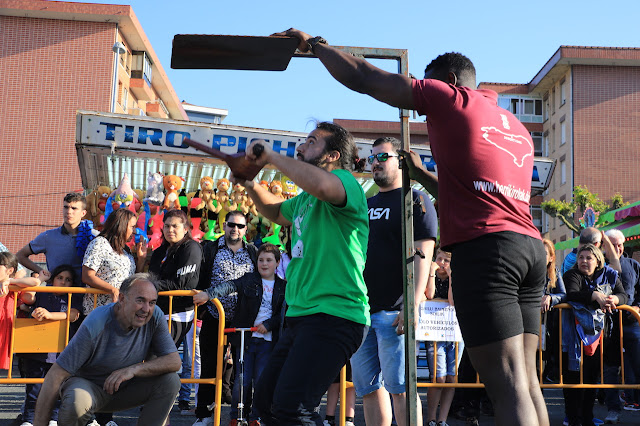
[
  {"xmin": 82, "ymin": 208, "xmax": 147, "ymax": 315},
  {"xmin": 149, "ymin": 209, "xmax": 202, "ymax": 346},
  {"xmin": 562, "ymin": 243, "xmax": 627, "ymax": 426},
  {"xmin": 540, "ymin": 239, "xmax": 566, "ymax": 382}
]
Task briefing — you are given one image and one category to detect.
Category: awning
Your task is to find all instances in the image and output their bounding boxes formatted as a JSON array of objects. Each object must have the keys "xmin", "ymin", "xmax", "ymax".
[{"xmin": 555, "ymin": 215, "xmax": 640, "ymax": 250}]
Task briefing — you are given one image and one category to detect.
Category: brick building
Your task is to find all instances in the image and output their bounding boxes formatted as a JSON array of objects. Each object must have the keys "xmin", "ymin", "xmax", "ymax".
[
  {"xmin": 480, "ymin": 46, "xmax": 640, "ymax": 249},
  {"xmin": 0, "ymin": 0, "xmax": 186, "ymax": 254}
]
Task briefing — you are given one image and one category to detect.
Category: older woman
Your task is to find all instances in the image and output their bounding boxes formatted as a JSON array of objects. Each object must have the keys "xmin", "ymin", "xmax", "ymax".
[
  {"xmin": 82, "ymin": 208, "xmax": 146, "ymax": 316},
  {"xmin": 149, "ymin": 209, "xmax": 202, "ymax": 345},
  {"xmin": 562, "ymin": 243, "xmax": 627, "ymax": 426}
]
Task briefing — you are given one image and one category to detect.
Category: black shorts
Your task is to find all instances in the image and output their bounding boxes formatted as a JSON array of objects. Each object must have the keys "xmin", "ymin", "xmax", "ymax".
[{"xmin": 450, "ymin": 231, "xmax": 545, "ymax": 348}]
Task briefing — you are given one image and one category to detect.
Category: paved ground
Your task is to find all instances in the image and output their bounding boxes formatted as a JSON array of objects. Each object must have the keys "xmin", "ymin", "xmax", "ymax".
[{"xmin": 2, "ymin": 367, "xmax": 640, "ymax": 425}]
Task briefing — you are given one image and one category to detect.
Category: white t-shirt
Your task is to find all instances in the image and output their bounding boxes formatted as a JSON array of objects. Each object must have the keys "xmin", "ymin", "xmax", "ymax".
[{"xmin": 253, "ymin": 279, "xmax": 275, "ymax": 341}]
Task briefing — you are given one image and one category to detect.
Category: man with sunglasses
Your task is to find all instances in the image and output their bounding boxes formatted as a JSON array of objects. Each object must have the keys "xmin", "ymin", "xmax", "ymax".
[
  {"xmin": 352, "ymin": 137, "xmax": 437, "ymax": 426},
  {"xmin": 193, "ymin": 210, "xmax": 258, "ymax": 426},
  {"xmin": 274, "ymin": 29, "xmax": 549, "ymax": 426}
]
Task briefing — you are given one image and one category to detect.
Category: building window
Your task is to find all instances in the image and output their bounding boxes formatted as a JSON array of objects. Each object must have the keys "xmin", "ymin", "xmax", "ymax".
[
  {"xmin": 543, "ymin": 133, "xmax": 549, "ymax": 156},
  {"xmin": 560, "ymin": 159, "xmax": 566, "ymax": 185},
  {"xmin": 543, "ymin": 94, "xmax": 549, "ymax": 121},
  {"xmin": 497, "ymin": 95, "xmax": 543, "ymax": 123},
  {"xmin": 530, "ymin": 205, "xmax": 544, "ymax": 233},
  {"xmin": 560, "ymin": 79, "xmax": 567, "ymax": 105},
  {"xmin": 531, "ymin": 132, "xmax": 543, "ymax": 156},
  {"xmin": 560, "ymin": 121, "xmax": 566, "ymax": 145},
  {"xmin": 132, "ymin": 51, "xmax": 153, "ymax": 85},
  {"xmin": 122, "ymin": 87, "xmax": 128, "ymax": 111},
  {"xmin": 551, "ymin": 88, "xmax": 556, "ymax": 113}
]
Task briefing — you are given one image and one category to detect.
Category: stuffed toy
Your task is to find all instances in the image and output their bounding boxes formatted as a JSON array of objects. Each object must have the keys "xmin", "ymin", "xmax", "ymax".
[
  {"xmin": 281, "ymin": 176, "xmax": 298, "ymax": 199},
  {"xmin": 162, "ymin": 175, "xmax": 185, "ymax": 210},
  {"xmin": 269, "ymin": 181, "xmax": 284, "ymax": 199},
  {"xmin": 196, "ymin": 176, "xmax": 219, "ymax": 213},
  {"xmin": 230, "ymin": 184, "xmax": 248, "ymax": 215},
  {"xmin": 85, "ymin": 185, "xmax": 112, "ymax": 229},
  {"xmin": 144, "ymin": 172, "xmax": 165, "ymax": 206},
  {"xmin": 110, "ymin": 173, "xmax": 139, "ymax": 208}
]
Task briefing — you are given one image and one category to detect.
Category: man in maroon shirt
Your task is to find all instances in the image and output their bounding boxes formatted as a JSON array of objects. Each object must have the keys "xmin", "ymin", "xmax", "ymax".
[{"xmin": 275, "ymin": 29, "xmax": 549, "ymax": 426}]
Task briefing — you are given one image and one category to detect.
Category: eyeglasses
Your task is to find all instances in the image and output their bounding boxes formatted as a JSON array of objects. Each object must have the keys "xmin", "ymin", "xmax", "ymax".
[
  {"xmin": 367, "ymin": 152, "xmax": 398, "ymax": 164},
  {"xmin": 226, "ymin": 222, "xmax": 246, "ymax": 229}
]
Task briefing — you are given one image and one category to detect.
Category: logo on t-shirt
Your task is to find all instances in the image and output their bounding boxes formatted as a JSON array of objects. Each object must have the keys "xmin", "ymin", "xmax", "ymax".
[
  {"xmin": 368, "ymin": 207, "xmax": 390, "ymax": 220},
  {"xmin": 480, "ymin": 126, "xmax": 533, "ymax": 168}
]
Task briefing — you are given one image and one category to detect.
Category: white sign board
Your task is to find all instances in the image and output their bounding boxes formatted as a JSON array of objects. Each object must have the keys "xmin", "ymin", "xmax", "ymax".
[
  {"xmin": 416, "ymin": 300, "xmax": 463, "ymax": 342},
  {"xmin": 76, "ymin": 111, "xmax": 553, "ymax": 189}
]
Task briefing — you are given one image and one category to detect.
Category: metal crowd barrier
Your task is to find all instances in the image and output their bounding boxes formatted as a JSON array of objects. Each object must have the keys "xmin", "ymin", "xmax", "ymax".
[
  {"xmin": 1, "ymin": 286, "xmax": 226, "ymax": 426},
  {"xmin": 5, "ymin": 289, "xmax": 640, "ymax": 425},
  {"xmin": 415, "ymin": 301, "xmax": 640, "ymax": 390}
]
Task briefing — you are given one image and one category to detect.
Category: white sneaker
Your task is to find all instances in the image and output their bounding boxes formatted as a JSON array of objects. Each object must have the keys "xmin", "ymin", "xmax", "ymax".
[
  {"xmin": 605, "ymin": 410, "xmax": 620, "ymax": 424},
  {"xmin": 104, "ymin": 422, "xmax": 119, "ymax": 426},
  {"xmin": 48, "ymin": 422, "xmax": 57, "ymax": 426},
  {"xmin": 345, "ymin": 422, "xmax": 355, "ymax": 426},
  {"xmin": 193, "ymin": 417, "xmax": 214, "ymax": 426},
  {"xmin": 20, "ymin": 422, "xmax": 33, "ymax": 426}
]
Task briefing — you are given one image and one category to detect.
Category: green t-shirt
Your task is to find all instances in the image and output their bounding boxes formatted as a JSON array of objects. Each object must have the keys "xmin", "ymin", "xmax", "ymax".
[{"xmin": 280, "ymin": 169, "xmax": 370, "ymax": 325}]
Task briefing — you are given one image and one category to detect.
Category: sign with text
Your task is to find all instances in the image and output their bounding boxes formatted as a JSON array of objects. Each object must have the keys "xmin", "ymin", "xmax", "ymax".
[{"xmin": 416, "ymin": 300, "xmax": 463, "ymax": 342}]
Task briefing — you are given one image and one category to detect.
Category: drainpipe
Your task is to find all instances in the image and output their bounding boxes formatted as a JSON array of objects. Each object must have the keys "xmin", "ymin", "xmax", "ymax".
[{"xmin": 111, "ymin": 25, "xmax": 126, "ymax": 113}]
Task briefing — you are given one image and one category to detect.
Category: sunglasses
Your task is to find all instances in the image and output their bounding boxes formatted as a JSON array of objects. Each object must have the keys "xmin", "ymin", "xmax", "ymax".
[
  {"xmin": 226, "ymin": 222, "xmax": 246, "ymax": 229},
  {"xmin": 367, "ymin": 152, "xmax": 399, "ymax": 164}
]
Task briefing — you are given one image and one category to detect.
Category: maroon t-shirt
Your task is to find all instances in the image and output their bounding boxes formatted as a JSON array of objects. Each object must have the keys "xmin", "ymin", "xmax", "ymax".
[{"xmin": 412, "ymin": 79, "xmax": 541, "ymax": 249}]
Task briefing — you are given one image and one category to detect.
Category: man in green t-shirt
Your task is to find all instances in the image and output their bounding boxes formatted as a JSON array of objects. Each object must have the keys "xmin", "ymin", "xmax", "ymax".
[{"xmin": 237, "ymin": 121, "xmax": 369, "ymax": 425}]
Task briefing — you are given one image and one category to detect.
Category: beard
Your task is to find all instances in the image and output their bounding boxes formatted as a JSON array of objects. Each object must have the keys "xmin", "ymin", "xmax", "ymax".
[
  {"xmin": 373, "ymin": 169, "xmax": 397, "ymax": 189},
  {"xmin": 226, "ymin": 234, "xmax": 242, "ymax": 245},
  {"xmin": 299, "ymin": 152, "xmax": 328, "ymax": 168}
]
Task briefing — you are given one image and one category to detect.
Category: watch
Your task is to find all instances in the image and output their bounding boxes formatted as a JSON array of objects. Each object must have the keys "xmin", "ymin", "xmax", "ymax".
[{"xmin": 307, "ymin": 36, "xmax": 327, "ymax": 54}]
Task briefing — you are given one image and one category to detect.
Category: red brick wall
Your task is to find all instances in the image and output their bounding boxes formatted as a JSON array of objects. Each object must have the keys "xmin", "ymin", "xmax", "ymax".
[
  {"xmin": 0, "ymin": 16, "xmax": 115, "ymax": 254},
  {"xmin": 573, "ymin": 65, "xmax": 640, "ymax": 206}
]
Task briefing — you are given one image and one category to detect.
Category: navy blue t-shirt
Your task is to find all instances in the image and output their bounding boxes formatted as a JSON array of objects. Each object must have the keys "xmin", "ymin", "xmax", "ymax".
[{"xmin": 364, "ymin": 188, "xmax": 438, "ymax": 313}]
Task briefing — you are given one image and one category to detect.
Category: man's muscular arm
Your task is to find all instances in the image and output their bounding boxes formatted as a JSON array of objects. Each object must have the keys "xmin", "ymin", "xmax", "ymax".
[{"xmin": 273, "ymin": 29, "xmax": 415, "ymax": 110}]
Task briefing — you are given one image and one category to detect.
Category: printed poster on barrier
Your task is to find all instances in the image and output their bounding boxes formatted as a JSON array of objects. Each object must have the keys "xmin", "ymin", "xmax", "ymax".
[{"xmin": 417, "ymin": 300, "xmax": 463, "ymax": 342}]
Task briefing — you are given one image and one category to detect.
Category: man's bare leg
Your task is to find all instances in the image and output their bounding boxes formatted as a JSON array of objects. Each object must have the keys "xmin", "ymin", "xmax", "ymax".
[
  {"xmin": 391, "ymin": 391, "xmax": 423, "ymax": 426},
  {"xmin": 523, "ymin": 332, "xmax": 550, "ymax": 426},
  {"xmin": 362, "ymin": 387, "xmax": 392, "ymax": 426},
  {"xmin": 466, "ymin": 334, "xmax": 547, "ymax": 426}
]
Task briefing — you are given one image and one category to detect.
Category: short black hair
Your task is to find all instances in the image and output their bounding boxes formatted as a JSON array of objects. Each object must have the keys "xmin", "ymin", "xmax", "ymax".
[
  {"xmin": 373, "ymin": 137, "xmax": 401, "ymax": 153},
  {"xmin": 64, "ymin": 192, "xmax": 87, "ymax": 209},
  {"xmin": 225, "ymin": 210, "xmax": 247, "ymax": 224},
  {"xmin": 425, "ymin": 52, "xmax": 476, "ymax": 83}
]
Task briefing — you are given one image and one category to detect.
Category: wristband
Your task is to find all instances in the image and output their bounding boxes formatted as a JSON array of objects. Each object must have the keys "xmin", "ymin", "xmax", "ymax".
[{"xmin": 307, "ymin": 36, "xmax": 327, "ymax": 54}]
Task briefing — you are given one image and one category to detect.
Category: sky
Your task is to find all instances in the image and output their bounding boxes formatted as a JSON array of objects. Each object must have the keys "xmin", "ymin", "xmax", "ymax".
[{"xmin": 70, "ymin": 0, "xmax": 640, "ymax": 133}]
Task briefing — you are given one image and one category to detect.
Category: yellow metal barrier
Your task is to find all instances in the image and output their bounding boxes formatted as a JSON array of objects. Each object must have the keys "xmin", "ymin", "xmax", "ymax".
[
  {"xmin": 414, "ymin": 302, "xmax": 640, "ymax": 390},
  {"xmin": 1, "ymin": 286, "xmax": 227, "ymax": 426}
]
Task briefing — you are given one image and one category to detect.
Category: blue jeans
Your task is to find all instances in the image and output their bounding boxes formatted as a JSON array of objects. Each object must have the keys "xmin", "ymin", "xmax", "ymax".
[
  {"xmin": 426, "ymin": 340, "xmax": 464, "ymax": 378},
  {"xmin": 22, "ymin": 358, "xmax": 58, "ymax": 423},
  {"xmin": 230, "ymin": 337, "xmax": 273, "ymax": 421},
  {"xmin": 351, "ymin": 310, "xmax": 406, "ymax": 396},
  {"xmin": 179, "ymin": 334, "xmax": 193, "ymax": 402}
]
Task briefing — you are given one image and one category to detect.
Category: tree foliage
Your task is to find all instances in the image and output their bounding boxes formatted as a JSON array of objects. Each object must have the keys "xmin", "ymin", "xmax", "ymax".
[{"xmin": 540, "ymin": 185, "xmax": 628, "ymax": 234}]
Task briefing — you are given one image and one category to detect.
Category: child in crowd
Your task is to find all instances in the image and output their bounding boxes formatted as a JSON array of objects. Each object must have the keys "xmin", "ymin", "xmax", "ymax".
[
  {"xmin": 194, "ymin": 243, "xmax": 286, "ymax": 426},
  {"xmin": 0, "ymin": 252, "xmax": 48, "ymax": 371},
  {"xmin": 18, "ymin": 264, "xmax": 81, "ymax": 426},
  {"xmin": 425, "ymin": 248, "xmax": 463, "ymax": 426}
]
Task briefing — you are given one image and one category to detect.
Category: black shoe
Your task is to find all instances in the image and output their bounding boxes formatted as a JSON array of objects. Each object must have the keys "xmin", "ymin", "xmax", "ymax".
[{"xmin": 223, "ymin": 393, "xmax": 233, "ymax": 404}]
